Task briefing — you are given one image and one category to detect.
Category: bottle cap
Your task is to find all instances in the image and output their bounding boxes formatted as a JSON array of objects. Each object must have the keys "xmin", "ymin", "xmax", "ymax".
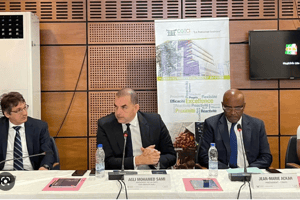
[
  {"xmin": 210, "ymin": 143, "xmax": 215, "ymax": 147},
  {"xmin": 97, "ymin": 144, "xmax": 103, "ymax": 148}
]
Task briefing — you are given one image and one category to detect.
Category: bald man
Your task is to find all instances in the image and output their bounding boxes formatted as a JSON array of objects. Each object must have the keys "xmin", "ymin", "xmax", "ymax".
[{"xmin": 198, "ymin": 89, "xmax": 272, "ymax": 169}]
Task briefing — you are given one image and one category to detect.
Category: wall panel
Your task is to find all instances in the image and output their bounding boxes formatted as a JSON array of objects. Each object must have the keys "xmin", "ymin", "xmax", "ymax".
[
  {"xmin": 268, "ymin": 137, "xmax": 279, "ymax": 169},
  {"xmin": 230, "ymin": 44, "xmax": 278, "ymax": 89},
  {"xmin": 41, "ymin": 92, "xmax": 87, "ymax": 137},
  {"xmin": 280, "ymin": 90, "xmax": 300, "ymax": 136},
  {"xmin": 41, "ymin": 46, "xmax": 87, "ymax": 91},
  {"xmin": 40, "ymin": 23, "xmax": 86, "ymax": 45},
  {"xmin": 243, "ymin": 90, "xmax": 278, "ymax": 136},
  {"xmin": 229, "ymin": 20, "xmax": 277, "ymax": 43},
  {"xmin": 56, "ymin": 138, "xmax": 88, "ymax": 170}
]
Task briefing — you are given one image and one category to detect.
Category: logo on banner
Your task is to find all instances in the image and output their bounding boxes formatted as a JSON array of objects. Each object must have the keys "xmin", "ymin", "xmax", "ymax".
[{"xmin": 166, "ymin": 29, "xmax": 191, "ymax": 36}]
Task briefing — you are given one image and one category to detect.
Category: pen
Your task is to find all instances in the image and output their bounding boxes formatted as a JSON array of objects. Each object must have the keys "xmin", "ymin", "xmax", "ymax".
[{"xmin": 49, "ymin": 180, "xmax": 58, "ymax": 188}]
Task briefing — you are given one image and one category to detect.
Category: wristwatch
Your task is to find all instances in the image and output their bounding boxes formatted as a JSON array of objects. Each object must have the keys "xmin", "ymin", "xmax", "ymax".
[{"xmin": 42, "ymin": 164, "xmax": 50, "ymax": 170}]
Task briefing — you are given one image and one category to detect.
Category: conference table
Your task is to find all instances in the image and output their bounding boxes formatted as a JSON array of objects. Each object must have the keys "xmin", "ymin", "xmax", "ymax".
[{"xmin": 1, "ymin": 169, "xmax": 300, "ymax": 199}]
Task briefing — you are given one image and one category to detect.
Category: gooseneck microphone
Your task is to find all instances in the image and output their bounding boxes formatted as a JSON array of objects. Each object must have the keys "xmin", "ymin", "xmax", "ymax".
[
  {"xmin": 108, "ymin": 131, "xmax": 137, "ymax": 180},
  {"xmin": 229, "ymin": 124, "xmax": 251, "ymax": 181},
  {"xmin": 0, "ymin": 151, "xmax": 53, "ymax": 167},
  {"xmin": 237, "ymin": 124, "xmax": 248, "ymax": 175},
  {"xmin": 121, "ymin": 132, "xmax": 128, "ymax": 172}
]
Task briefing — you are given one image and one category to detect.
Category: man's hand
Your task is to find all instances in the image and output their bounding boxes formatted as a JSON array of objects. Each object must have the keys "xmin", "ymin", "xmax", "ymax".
[
  {"xmin": 38, "ymin": 166, "xmax": 49, "ymax": 170},
  {"xmin": 135, "ymin": 145, "xmax": 161, "ymax": 166}
]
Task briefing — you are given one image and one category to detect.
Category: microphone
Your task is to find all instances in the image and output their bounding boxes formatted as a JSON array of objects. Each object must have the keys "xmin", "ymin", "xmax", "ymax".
[
  {"xmin": 0, "ymin": 151, "xmax": 52, "ymax": 168},
  {"xmin": 108, "ymin": 131, "xmax": 137, "ymax": 180},
  {"xmin": 229, "ymin": 124, "xmax": 251, "ymax": 181},
  {"xmin": 121, "ymin": 132, "xmax": 128, "ymax": 171}
]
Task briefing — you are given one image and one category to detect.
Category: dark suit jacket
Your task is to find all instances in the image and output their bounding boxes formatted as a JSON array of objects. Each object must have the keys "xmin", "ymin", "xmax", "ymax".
[
  {"xmin": 97, "ymin": 111, "xmax": 176, "ymax": 170},
  {"xmin": 198, "ymin": 113, "xmax": 272, "ymax": 169},
  {"xmin": 0, "ymin": 117, "xmax": 54, "ymax": 170}
]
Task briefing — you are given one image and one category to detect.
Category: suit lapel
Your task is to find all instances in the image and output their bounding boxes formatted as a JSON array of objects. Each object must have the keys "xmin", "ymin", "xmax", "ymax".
[
  {"xmin": 112, "ymin": 118, "xmax": 125, "ymax": 152},
  {"xmin": 242, "ymin": 115, "xmax": 251, "ymax": 154},
  {"xmin": 137, "ymin": 112, "xmax": 150, "ymax": 148},
  {"xmin": 0, "ymin": 118, "xmax": 9, "ymax": 160},
  {"xmin": 24, "ymin": 119, "xmax": 34, "ymax": 156},
  {"xmin": 219, "ymin": 114, "xmax": 231, "ymax": 155}
]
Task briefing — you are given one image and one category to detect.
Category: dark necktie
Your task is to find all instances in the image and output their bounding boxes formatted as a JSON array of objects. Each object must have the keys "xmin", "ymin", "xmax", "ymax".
[
  {"xmin": 125, "ymin": 123, "xmax": 133, "ymax": 157},
  {"xmin": 229, "ymin": 123, "xmax": 237, "ymax": 168},
  {"xmin": 13, "ymin": 126, "xmax": 24, "ymax": 170}
]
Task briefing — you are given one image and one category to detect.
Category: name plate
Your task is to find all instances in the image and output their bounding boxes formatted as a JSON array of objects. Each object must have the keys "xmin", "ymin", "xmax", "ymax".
[
  {"xmin": 251, "ymin": 173, "xmax": 298, "ymax": 189},
  {"xmin": 124, "ymin": 174, "xmax": 171, "ymax": 190}
]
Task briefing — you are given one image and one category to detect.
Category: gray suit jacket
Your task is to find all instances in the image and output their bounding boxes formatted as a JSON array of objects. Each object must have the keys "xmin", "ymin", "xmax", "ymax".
[
  {"xmin": 198, "ymin": 113, "xmax": 272, "ymax": 169},
  {"xmin": 96, "ymin": 111, "xmax": 176, "ymax": 170}
]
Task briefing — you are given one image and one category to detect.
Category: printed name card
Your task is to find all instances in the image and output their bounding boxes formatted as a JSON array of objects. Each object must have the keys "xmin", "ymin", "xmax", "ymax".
[
  {"xmin": 251, "ymin": 173, "xmax": 298, "ymax": 189},
  {"xmin": 124, "ymin": 174, "xmax": 171, "ymax": 190}
]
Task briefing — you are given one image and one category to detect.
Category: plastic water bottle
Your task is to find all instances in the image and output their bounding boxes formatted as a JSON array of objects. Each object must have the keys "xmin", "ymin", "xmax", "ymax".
[
  {"xmin": 95, "ymin": 144, "xmax": 105, "ymax": 178},
  {"xmin": 208, "ymin": 143, "xmax": 218, "ymax": 177}
]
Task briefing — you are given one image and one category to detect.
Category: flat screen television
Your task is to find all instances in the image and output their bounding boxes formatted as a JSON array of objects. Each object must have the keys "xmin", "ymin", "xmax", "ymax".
[{"xmin": 249, "ymin": 30, "xmax": 300, "ymax": 80}]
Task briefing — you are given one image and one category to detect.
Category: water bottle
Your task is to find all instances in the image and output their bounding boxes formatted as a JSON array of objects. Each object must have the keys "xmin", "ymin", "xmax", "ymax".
[
  {"xmin": 95, "ymin": 144, "xmax": 105, "ymax": 178},
  {"xmin": 208, "ymin": 143, "xmax": 218, "ymax": 177}
]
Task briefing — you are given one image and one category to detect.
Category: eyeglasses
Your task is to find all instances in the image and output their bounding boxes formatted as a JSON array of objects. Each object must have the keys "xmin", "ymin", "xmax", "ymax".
[
  {"xmin": 11, "ymin": 104, "xmax": 29, "ymax": 114},
  {"xmin": 222, "ymin": 106, "xmax": 244, "ymax": 112}
]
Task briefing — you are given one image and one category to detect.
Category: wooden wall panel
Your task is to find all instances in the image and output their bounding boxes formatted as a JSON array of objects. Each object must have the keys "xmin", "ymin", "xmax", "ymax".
[
  {"xmin": 230, "ymin": 44, "xmax": 278, "ymax": 89},
  {"xmin": 40, "ymin": 23, "xmax": 86, "ymax": 45},
  {"xmin": 243, "ymin": 90, "xmax": 278, "ymax": 136},
  {"xmin": 41, "ymin": 46, "xmax": 87, "ymax": 91},
  {"xmin": 279, "ymin": 20, "xmax": 300, "ymax": 30},
  {"xmin": 55, "ymin": 138, "xmax": 88, "ymax": 170},
  {"xmin": 268, "ymin": 137, "xmax": 279, "ymax": 169},
  {"xmin": 229, "ymin": 20, "xmax": 277, "ymax": 43},
  {"xmin": 280, "ymin": 136, "xmax": 291, "ymax": 169},
  {"xmin": 41, "ymin": 92, "xmax": 87, "ymax": 137},
  {"xmin": 280, "ymin": 90, "xmax": 300, "ymax": 136}
]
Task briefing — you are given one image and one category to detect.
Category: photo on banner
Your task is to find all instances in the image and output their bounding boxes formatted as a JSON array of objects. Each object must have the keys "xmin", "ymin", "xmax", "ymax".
[{"xmin": 155, "ymin": 18, "xmax": 230, "ymax": 142}]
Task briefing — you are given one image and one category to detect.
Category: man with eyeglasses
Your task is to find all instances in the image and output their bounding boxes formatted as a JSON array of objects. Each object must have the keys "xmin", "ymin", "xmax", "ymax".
[
  {"xmin": 0, "ymin": 92, "xmax": 54, "ymax": 170},
  {"xmin": 198, "ymin": 89, "xmax": 272, "ymax": 169}
]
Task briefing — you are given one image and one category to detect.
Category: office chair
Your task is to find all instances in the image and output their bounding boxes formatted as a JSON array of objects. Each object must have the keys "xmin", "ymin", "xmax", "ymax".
[
  {"xmin": 50, "ymin": 137, "xmax": 60, "ymax": 170},
  {"xmin": 285, "ymin": 135, "xmax": 300, "ymax": 168}
]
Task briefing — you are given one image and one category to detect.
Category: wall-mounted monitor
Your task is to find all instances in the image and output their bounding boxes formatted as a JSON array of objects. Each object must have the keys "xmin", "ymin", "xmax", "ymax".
[{"xmin": 249, "ymin": 30, "xmax": 300, "ymax": 80}]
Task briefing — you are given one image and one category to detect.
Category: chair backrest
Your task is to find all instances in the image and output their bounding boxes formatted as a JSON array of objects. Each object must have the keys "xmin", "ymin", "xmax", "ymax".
[
  {"xmin": 285, "ymin": 135, "xmax": 300, "ymax": 168},
  {"xmin": 49, "ymin": 137, "xmax": 60, "ymax": 170}
]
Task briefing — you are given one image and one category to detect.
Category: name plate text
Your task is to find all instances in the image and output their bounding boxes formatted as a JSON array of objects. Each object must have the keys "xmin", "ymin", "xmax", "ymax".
[
  {"xmin": 124, "ymin": 174, "xmax": 171, "ymax": 190},
  {"xmin": 251, "ymin": 173, "xmax": 298, "ymax": 189}
]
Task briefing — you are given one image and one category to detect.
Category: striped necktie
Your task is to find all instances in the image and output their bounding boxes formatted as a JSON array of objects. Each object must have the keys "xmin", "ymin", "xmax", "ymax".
[{"xmin": 13, "ymin": 126, "xmax": 24, "ymax": 170}]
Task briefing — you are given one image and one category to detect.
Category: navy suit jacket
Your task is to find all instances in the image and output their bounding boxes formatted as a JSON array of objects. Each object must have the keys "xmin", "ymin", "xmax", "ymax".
[
  {"xmin": 198, "ymin": 113, "xmax": 272, "ymax": 169},
  {"xmin": 97, "ymin": 111, "xmax": 176, "ymax": 170},
  {"xmin": 0, "ymin": 117, "xmax": 54, "ymax": 170}
]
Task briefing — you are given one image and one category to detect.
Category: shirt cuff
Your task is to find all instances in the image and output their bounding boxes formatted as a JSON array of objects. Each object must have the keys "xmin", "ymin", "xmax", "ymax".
[{"xmin": 133, "ymin": 156, "xmax": 137, "ymax": 170}]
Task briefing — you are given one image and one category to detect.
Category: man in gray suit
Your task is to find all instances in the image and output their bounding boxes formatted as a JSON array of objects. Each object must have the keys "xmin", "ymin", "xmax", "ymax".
[{"xmin": 198, "ymin": 89, "xmax": 272, "ymax": 169}]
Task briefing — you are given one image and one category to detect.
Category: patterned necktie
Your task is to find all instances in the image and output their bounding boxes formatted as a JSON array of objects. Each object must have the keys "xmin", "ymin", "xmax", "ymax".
[
  {"xmin": 125, "ymin": 123, "xmax": 133, "ymax": 157},
  {"xmin": 229, "ymin": 123, "xmax": 237, "ymax": 168},
  {"xmin": 13, "ymin": 126, "xmax": 24, "ymax": 170}
]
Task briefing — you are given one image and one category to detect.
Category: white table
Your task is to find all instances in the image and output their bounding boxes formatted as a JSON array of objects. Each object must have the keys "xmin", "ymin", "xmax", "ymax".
[{"xmin": 0, "ymin": 169, "xmax": 300, "ymax": 199}]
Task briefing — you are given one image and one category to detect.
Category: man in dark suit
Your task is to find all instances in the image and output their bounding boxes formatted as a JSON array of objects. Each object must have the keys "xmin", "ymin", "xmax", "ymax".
[
  {"xmin": 0, "ymin": 92, "xmax": 54, "ymax": 170},
  {"xmin": 198, "ymin": 89, "xmax": 272, "ymax": 169},
  {"xmin": 97, "ymin": 88, "xmax": 176, "ymax": 170}
]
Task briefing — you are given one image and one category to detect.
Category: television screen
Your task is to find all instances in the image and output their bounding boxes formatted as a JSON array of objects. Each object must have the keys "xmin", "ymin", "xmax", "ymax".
[{"xmin": 249, "ymin": 30, "xmax": 300, "ymax": 80}]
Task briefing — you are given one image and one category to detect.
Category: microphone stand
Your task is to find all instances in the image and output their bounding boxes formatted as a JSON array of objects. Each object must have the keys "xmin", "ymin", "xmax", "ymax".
[
  {"xmin": 0, "ymin": 152, "xmax": 47, "ymax": 165},
  {"xmin": 108, "ymin": 131, "xmax": 137, "ymax": 180},
  {"xmin": 229, "ymin": 124, "xmax": 251, "ymax": 181}
]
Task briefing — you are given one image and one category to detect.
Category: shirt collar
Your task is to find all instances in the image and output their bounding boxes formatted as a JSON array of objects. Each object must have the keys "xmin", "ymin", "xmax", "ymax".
[
  {"xmin": 124, "ymin": 113, "xmax": 138, "ymax": 127},
  {"xmin": 9, "ymin": 120, "xmax": 25, "ymax": 130},
  {"xmin": 225, "ymin": 116, "xmax": 242, "ymax": 129}
]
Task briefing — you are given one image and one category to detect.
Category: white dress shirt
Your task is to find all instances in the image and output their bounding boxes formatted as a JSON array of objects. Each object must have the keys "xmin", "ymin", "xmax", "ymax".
[
  {"xmin": 226, "ymin": 117, "xmax": 249, "ymax": 168},
  {"xmin": 3, "ymin": 121, "xmax": 34, "ymax": 170},
  {"xmin": 121, "ymin": 113, "xmax": 151, "ymax": 169}
]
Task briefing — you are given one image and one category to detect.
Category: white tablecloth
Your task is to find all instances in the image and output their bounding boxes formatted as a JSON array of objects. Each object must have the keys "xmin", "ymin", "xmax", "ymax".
[{"xmin": 0, "ymin": 169, "xmax": 300, "ymax": 199}]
